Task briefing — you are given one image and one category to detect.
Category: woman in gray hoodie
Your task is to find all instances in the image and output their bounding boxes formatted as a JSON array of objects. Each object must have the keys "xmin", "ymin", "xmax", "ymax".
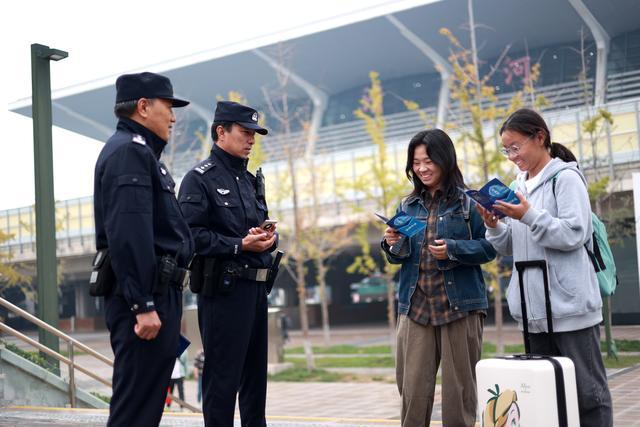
[{"xmin": 477, "ymin": 108, "xmax": 612, "ymax": 427}]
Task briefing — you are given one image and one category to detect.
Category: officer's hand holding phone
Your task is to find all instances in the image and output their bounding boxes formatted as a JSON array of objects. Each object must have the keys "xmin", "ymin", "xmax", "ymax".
[
  {"xmin": 242, "ymin": 220, "xmax": 277, "ymax": 252},
  {"xmin": 134, "ymin": 311, "xmax": 162, "ymax": 340}
]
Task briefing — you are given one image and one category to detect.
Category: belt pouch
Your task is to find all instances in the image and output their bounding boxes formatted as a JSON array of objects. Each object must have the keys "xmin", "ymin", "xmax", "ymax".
[{"xmin": 89, "ymin": 249, "xmax": 115, "ymax": 297}]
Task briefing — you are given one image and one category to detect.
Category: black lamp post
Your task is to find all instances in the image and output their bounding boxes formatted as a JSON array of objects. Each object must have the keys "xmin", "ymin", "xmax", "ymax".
[{"xmin": 31, "ymin": 43, "xmax": 68, "ymax": 371}]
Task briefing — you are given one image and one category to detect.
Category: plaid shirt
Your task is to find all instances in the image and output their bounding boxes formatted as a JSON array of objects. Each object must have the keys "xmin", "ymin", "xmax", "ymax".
[{"xmin": 408, "ymin": 190, "xmax": 469, "ymax": 326}]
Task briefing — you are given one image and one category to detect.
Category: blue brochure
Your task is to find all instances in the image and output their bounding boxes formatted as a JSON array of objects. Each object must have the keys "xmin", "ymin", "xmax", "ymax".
[
  {"xmin": 375, "ymin": 211, "xmax": 426, "ymax": 237},
  {"xmin": 465, "ymin": 178, "xmax": 520, "ymax": 218},
  {"xmin": 177, "ymin": 334, "xmax": 190, "ymax": 357}
]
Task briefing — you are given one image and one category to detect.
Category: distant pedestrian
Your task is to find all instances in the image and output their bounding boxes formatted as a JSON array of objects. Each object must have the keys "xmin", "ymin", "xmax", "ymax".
[
  {"xmin": 168, "ymin": 351, "xmax": 188, "ymax": 409},
  {"xmin": 193, "ymin": 348, "xmax": 205, "ymax": 403},
  {"xmin": 280, "ymin": 313, "xmax": 290, "ymax": 343}
]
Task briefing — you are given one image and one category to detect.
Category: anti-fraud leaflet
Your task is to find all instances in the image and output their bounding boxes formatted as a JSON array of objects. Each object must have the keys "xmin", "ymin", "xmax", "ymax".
[
  {"xmin": 465, "ymin": 178, "xmax": 520, "ymax": 218},
  {"xmin": 375, "ymin": 211, "xmax": 426, "ymax": 237}
]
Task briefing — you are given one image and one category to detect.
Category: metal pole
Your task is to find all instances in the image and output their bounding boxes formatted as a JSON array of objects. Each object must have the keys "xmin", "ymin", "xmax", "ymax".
[
  {"xmin": 67, "ymin": 341, "xmax": 76, "ymax": 407},
  {"xmin": 635, "ymin": 101, "xmax": 640, "ymax": 157},
  {"xmin": 31, "ymin": 43, "xmax": 68, "ymax": 372}
]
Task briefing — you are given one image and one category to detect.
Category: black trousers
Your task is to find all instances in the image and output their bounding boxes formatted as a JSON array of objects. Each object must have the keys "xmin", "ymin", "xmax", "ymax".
[
  {"xmin": 198, "ymin": 279, "xmax": 268, "ymax": 427},
  {"xmin": 529, "ymin": 325, "xmax": 613, "ymax": 427},
  {"xmin": 105, "ymin": 288, "xmax": 182, "ymax": 427}
]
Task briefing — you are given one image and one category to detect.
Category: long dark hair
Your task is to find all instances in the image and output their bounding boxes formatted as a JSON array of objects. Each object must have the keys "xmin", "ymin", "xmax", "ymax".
[
  {"xmin": 405, "ymin": 129, "xmax": 465, "ymax": 201},
  {"xmin": 500, "ymin": 108, "xmax": 578, "ymax": 166}
]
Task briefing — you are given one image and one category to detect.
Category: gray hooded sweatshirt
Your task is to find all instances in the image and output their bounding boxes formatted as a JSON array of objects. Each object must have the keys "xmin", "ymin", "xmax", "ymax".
[{"xmin": 486, "ymin": 158, "xmax": 602, "ymax": 333}]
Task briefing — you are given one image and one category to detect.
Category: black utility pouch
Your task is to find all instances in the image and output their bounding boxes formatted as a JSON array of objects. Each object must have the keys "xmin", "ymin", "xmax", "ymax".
[
  {"xmin": 155, "ymin": 255, "xmax": 177, "ymax": 295},
  {"xmin": 189, "ymin": 255, "xmax": 205, "ymax": 293},
  {"xmin": 215, "ymin": 262, "xmax": 239, "ymax": 296},
  {"xmin": 191, "ymin": 256, "xmax": 218, "ymax": 295},
  {"xmin": 89, "ymin": 250, "xmax": 115, "ymax": 297}
]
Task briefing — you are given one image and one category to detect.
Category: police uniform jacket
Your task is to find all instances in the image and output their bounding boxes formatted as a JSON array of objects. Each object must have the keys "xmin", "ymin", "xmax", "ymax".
[
  {"xmin": 94, "ymin": 117, "xmax": 194, "ymax": 314},
  {"xmin": 178, "ymin": 144, "xmax": 276, "ymax": 269}
]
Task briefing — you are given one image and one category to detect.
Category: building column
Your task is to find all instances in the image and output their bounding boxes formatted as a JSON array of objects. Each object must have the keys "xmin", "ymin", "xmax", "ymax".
[
  {"xmin": 385, "ymin": 14, "xmax": 452, "ymax": 128},
  {"xmin": 568, "ymin": 0, "xmax": 610, "ymax": 105}
]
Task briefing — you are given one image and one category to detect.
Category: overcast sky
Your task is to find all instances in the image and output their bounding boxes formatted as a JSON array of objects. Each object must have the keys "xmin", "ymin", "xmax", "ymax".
[{"xmin": 0, "ymin": 0, "xmax": 431, "ymax": 210}]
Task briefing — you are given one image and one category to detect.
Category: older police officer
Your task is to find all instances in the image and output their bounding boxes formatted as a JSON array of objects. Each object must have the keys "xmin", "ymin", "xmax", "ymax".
[
  {"xmin": 179, "ymin": 101, "xmax": 277, "ymax": 426},
  {"xmin": 93, "ymin": 72, "xmax": 194, "ymax": 426}
]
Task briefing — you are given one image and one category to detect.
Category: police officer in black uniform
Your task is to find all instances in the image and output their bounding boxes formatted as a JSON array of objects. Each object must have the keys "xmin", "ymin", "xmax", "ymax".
[
  {"xmin": 179, "ymin": 101, "xmax": 277, "ymax": 427},
  {"xmin": 93, "ymin": 72, "xmax": 194, "ymax": 426}
]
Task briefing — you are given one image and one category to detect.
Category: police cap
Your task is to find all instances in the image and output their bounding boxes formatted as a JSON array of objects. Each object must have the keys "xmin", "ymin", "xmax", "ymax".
[
  {"xmin": 213, "ymin": 101, "xmax": 268, "ymax": 135},
  {"xmin": 115, "ymin": 72, "xmax": 190, "ymax": 107}
]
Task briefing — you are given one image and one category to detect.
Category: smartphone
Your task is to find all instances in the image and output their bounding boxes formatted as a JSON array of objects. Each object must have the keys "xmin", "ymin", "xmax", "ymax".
[{"xmin": 260, "ymin": 219, "xmax": 278, "ymax": 232}]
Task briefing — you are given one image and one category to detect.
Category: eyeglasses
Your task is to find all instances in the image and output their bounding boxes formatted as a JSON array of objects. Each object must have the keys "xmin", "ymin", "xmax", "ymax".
[{"xmin": 499, "ymin": 135, "xmax": 533, "ymax": 157}]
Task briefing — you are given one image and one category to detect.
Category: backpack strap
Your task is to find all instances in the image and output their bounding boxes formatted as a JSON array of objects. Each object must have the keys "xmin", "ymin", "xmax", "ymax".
[
  {"xmin": 551, "ymin": 170, "xmax": 601, "ymax": 272},
  {"xmin": 591, "ymin": 230, "xmax": 606, "ymax": 272}
]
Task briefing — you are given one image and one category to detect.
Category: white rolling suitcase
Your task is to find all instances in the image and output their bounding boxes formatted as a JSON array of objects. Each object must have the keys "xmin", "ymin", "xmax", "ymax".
[{"xmin": 476, "ymin": 260, "xmax": 580, "ymax": 427}]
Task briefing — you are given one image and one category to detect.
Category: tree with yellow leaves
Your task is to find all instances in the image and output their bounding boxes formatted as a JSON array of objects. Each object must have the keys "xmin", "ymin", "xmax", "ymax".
[
  {"xmin": 438, "ymin": 3, "xmax": 545, "ymax": 354},
  {"xmin": 346, "ymin": 71, "xmax": 411, "ymax": 354}
]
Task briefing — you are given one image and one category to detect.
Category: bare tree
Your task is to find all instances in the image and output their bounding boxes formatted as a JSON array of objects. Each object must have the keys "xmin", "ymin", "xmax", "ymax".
[
  {"xmin": 344, "ymin": 71, "xmax": 409, "ymax": 356},
  {"xmin": 261, "ymin": 43, "xmax": 316, "ymax": 369}
]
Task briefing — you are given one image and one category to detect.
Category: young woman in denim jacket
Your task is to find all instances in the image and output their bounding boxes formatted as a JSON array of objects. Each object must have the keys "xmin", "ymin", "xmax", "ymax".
[{"xmin": 383, "ymin": 129, "xmax": 496, "ymax": 426}]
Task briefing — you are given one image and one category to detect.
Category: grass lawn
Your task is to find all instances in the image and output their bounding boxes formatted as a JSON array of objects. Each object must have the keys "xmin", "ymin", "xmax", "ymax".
[
  {"xmin": 282, "ymin": 340, "xmax": 640, "ymax": 373},
  {"xmin": 285, "ymin": 355, "xmax": 394, "ymax": 369},
  {"xmin": 268, "ymin": 368, "xmax": 348, "ymax": 382},
  {"xmin": 285, "ymin": 345, "xmax": 391, "ymax": 355}
]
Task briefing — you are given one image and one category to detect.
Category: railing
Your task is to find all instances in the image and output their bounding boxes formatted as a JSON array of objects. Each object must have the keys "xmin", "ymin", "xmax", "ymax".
[
  {"xmin": 607, "ymin": 69, "xmax": 640, "ymax": 102},
  {"xmin": 0, "ymin": 297, "xmax": 199, "ymax": 412}
]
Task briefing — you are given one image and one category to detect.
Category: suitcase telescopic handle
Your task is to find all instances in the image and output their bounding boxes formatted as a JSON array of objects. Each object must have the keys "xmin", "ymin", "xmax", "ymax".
[{"xmin": 514, "ymin": 260, "xmax": 553, "ymax": 355}]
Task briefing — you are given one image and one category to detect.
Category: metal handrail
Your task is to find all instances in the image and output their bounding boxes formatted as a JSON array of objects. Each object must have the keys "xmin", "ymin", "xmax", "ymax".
[{"xmin": 0, "ymin": 296, "xmax": 199, "ymax": 413}]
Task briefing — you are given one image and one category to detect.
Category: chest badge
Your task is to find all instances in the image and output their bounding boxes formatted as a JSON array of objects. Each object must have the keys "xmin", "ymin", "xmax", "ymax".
[
  {"xmin": 217, "ymin": 188, "xmax": 230, "ymax": 195},
  {"xmin": 160, "ymin": 167, "xmax": 167, "ymax": 176}
]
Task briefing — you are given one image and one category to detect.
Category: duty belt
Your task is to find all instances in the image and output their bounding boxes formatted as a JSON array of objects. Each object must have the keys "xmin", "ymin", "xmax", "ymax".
[{"xmin": 237, "ymin": 265, "xmax": 269, "ymax": 282}]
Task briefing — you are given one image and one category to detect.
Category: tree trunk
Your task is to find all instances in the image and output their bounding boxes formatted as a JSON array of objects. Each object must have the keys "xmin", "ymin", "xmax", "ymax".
[
  {"xmin": 296, "ymin": 256, "xmax": 315, "ymax": 370},
  {"xmin": 494, "ymin": 282, "xmax": 504, "ymax": 355},
  {"xmin": 288, "ymin": 148, "xmax": 315, "ymax": 370},
  {"xmin": 386, "ymin": 272, "xmax": 397, "ymax": 358},
  {"xmin": 317, "ymin": 259, "xmax": 331, "ymax": 347}
]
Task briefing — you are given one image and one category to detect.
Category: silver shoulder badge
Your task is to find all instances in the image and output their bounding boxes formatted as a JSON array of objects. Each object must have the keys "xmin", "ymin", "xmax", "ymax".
[
  {"xmin": 132, "ymin": 134, "xmax": 146, "ymax": 145},
  {"xmin": 194, "ymin": 161, "xmax": 215, "ymax": 175}
]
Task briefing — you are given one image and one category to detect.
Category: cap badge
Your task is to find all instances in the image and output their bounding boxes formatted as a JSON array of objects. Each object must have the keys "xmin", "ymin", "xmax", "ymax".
[
  {"xmin": 160, "ymin": 167, "xmax": 167, "ymax": 176},
  {"xmin": 252, "ymin": 112, "xmax": 258, "ymax": 122},
  {"xmin": 217, "ymin": 188, "xmax": 230, "ymax": 195}
]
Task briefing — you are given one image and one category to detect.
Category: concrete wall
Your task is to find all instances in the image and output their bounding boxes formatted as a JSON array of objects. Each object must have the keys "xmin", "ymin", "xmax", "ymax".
[{"xmin": 0, "ymin": 345, "xmax": 108, "ymax": 409}]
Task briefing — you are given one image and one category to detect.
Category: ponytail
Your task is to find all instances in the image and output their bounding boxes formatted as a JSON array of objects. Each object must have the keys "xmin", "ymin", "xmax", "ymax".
[{"xmin": 549, "ymin": 142, "xmax": 578, "ymax": 166}]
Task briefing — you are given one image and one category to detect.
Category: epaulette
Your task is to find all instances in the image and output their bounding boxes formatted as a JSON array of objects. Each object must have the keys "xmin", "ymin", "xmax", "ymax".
[
  {"xmin": 132, "ymin": 134, "xmax": 146, "ymax": 145},
  {"xmin": 194, "ymin": 160, "xmax": 216, "ymax": 175}
]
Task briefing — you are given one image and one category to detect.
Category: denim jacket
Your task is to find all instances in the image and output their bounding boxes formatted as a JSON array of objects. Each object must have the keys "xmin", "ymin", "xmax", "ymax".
[{"xmin": 382, "ymin": 189, "xmax": 496, "ymax": 315}]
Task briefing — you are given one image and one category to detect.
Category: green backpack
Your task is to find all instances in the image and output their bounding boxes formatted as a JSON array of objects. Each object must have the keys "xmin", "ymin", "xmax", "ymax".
[{"xmin": 551, "ymin": 174, "xmax": 619, "ymax": 296}]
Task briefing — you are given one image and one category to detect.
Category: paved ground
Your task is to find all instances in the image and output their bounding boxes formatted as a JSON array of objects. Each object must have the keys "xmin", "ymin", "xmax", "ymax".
[{"xmin": 1, "ymin": 323, "xmax": 639, "ymax": 426}]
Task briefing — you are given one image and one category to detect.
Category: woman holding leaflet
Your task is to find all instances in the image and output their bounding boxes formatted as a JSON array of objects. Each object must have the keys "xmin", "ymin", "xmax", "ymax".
[
  {"xmin": 383, "ymin": 129, "xmax": 496, "ymax": 426},
  {"xmin": 478, "ymin": 108, "xmax": 612, "ymax": 427}
]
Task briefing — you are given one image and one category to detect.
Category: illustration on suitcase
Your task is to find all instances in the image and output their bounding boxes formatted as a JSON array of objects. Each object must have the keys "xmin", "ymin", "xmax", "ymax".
[{"xmin": 482, "ymin": 384, "xmax": 520, "ymax": 427}]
